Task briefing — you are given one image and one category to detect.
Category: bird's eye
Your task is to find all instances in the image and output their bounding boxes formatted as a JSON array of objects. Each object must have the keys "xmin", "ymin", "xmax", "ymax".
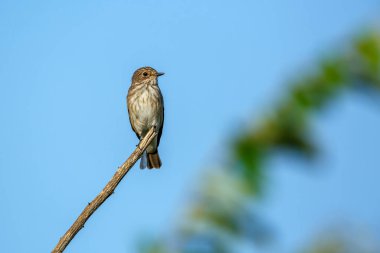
[{"xmin": 143, "ymin": 72, "xmax": 148, "ymax": 77}]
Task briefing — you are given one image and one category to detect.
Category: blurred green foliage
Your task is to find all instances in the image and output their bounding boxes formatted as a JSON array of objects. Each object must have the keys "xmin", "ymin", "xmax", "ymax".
[
  {"xmin": 139, "ymin": 31, "xmax": 380, "ymax": 253},
  {"xmin": 299, "ymin": 226, "xmax": 379, "ymax": 253}
]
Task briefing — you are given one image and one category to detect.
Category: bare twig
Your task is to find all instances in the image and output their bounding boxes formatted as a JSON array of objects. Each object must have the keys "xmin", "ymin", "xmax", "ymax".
[{"xmin": 52, "ymin": 127, "xmax": 157, "ymax": 253}]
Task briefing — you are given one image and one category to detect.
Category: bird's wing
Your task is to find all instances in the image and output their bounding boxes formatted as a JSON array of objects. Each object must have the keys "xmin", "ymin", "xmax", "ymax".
[
  {"xmin": 126, "ymin": 96, "xmax": 141, "ymax": 139},
  {"xmin": 157, "ymin": 104, "xmax": 164, "ymax": 147}
]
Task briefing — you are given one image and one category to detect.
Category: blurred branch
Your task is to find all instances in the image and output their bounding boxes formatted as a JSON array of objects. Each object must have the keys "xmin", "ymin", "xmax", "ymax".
[
  {"xmin": 52, "ymin": 127, "xmax": 157, "ymax": 253},
  {"xmin": 233, "ymin": 31, "xmax": 380, "ymax": 194},
  {"xmin": 142, "ymin": 31, "xmax": 380, "ymax": 253}
]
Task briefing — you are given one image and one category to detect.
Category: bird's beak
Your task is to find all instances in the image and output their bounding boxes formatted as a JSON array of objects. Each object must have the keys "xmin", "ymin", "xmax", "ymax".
[{"xmin": 157, "ymin": 72, "xmax": 165, "ymax": 77}]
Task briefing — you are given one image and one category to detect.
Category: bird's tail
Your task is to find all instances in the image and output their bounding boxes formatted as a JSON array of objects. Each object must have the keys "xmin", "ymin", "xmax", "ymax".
[
  {"xmin": 140, "ymin": 151, "xmax": 148, "ymax": 169},
  {"xmin": 140, "ymin": 150, "xmax": 162, "ymax": 169},
  {"xmin": 147, "ymin": 151, "xmax": 161, "ymax": 169}
]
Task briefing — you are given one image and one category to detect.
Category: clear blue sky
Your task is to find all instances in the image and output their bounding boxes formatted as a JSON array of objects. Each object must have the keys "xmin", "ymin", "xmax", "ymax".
[{"xmin": 0, "ymin": 1, "xmax": 379, "ymax": 252}]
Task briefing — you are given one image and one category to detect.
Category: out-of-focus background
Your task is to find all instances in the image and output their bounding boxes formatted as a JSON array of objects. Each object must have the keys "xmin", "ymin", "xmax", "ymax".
[{"xmin": 1, "ymin": 1, "xmax": 380, "ymax": 252}]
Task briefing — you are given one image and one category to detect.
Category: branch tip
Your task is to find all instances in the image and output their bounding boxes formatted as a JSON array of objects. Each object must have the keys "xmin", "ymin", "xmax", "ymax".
[{"xmin": 52, "ymin": 127, "xmax": 157, "ymax": 253}]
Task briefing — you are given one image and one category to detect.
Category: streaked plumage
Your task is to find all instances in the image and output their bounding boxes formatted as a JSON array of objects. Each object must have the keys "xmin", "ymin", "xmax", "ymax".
[{"xmin": 127, "ymin": 67, "xmax": 164, "ymax": 169}]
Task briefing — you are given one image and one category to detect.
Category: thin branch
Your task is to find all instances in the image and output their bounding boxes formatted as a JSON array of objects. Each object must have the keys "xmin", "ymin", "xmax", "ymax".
[{"xmin": 52, "ymin": 127, "xmax": 157, "ymax": 253}]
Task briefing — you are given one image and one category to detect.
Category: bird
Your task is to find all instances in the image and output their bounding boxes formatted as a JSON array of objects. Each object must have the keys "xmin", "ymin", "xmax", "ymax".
[{"xmin": 127, "ymin": 66, "xmax": 164, "ymax": 169}]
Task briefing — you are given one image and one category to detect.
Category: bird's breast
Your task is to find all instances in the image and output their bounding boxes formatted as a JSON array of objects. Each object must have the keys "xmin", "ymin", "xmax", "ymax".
[{"xmin": 128, "ymin": 85, "xmax": 163, "ymax": 132}]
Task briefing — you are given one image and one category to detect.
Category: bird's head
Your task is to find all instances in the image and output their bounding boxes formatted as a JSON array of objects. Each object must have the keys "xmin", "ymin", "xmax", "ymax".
[{"xmin": 131, "ymin": 66, "xmax": 164, "ymax": 85}]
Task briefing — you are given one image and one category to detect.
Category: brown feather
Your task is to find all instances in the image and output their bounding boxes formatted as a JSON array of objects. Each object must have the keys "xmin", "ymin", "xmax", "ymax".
[{"xmin": 147, "ymin": 151, "xmax": 162, "ymax": 169}]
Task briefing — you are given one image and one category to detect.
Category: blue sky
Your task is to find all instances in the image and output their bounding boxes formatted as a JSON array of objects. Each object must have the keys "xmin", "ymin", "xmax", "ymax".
[{"xmin": 0, "ymin": 1, "xmax": 379, "ymax": 252}]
